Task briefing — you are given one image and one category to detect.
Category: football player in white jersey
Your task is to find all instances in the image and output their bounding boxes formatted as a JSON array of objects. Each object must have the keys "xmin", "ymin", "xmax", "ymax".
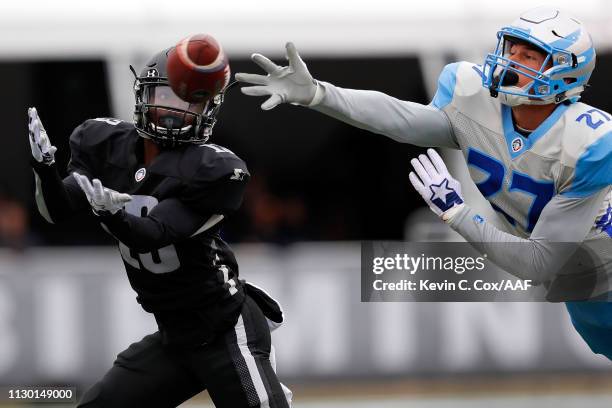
[{"xmin": 236, "ymin": 6, "xmax": 612, "ymax": 360}]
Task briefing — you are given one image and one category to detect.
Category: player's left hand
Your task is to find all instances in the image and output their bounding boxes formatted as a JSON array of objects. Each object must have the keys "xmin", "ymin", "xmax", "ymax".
[
  {"xmin": 28, "ymin": 107, "xmax": 57, "ymax": 165},
  {"xmin": 73, "ymin": 172, "xmax": 132, "ymax": 215},
  {"xmin": 236, "ymin": 42, "xmax": 319, "ymax": 110},
  {"xmin": 409, "ymin": 149, "xmax": 465, "ymax": 219}
]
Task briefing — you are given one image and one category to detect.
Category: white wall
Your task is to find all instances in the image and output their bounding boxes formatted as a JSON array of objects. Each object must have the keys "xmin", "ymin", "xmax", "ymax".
[
  {"xmin": 0, "ymin": 245, "xmax": 609, "ymax": 385},
  {"xmin": 1, "ymin": 0, "xmax": 611, "ymax": 59}
]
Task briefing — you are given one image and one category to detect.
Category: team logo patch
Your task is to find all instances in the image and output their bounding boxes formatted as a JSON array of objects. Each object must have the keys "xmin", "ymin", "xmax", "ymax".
[
  {"xmin": 135, "ymin": 168, "xmax": 146, "ymax": 182},
  {"xmin": 473, "ymin": 214, "xmax": 485, "ymax": 224},
  {"xmin": 511, "ymin": 137, "xmax": 523, "ymax": 152}
]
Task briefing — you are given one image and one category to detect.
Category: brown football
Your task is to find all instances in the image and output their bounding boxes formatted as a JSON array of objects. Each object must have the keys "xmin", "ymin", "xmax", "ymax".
[{"xmin": 166, "ymin": 33, "xmax": 230, "ymax": 103}]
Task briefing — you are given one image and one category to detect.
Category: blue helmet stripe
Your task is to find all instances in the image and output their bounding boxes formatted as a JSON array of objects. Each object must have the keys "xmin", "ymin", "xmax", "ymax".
[{"xmin": 549, "ymin": 28, "xmax": 581, "ymax": 50}]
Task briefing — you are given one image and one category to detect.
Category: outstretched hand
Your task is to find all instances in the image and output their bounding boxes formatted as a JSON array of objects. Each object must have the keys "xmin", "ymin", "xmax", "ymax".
[{"xmin": 236, "ymin": 42, "xmax": 319, "ymax": 110}]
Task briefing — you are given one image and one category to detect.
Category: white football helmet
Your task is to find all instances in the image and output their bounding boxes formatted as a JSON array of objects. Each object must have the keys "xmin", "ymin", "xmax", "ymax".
[{"xmin": 483, "ymin": 6, "xmax": 596, "ymax": 106}]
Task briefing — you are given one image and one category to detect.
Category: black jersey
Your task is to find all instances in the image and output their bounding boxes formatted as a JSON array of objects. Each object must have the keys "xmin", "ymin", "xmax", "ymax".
[{"xmin": 67, "ymin": 118, "xmax": 250, "ymax": 345}]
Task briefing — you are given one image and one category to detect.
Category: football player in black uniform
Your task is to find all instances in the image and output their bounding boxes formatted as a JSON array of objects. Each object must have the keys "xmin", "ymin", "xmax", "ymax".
[{"xmin": 29, "ymin": 47, "xmax": 292, "ymax": 408}]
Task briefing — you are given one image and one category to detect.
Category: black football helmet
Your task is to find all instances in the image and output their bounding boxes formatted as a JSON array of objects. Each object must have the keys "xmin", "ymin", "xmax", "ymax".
[{"xmin": 131, "ymin": 47, "xmax": 235, "ymax": 147}]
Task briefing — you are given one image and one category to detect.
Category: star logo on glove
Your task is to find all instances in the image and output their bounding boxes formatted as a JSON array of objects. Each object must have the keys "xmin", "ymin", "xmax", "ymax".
[
  {"xmin": 408, "ymin": 149, "xmax": 465, "ymax": 219},
  {"xmin": 429, "ymin": 179, "xmax": 454, "ymax": 203},
  {"xmin": 429, "ymin": 179, "xmax": 464, "ymax": 212}
]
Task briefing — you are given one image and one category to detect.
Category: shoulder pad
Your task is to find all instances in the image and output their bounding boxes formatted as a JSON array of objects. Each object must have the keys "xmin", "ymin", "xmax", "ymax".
[
  {"xmin": 70, "ymin": 118, "xmax": 135, "ymax": 152},
  {"xmin": 560, "ymin": 103, "xmax": 612, "ymax": 165},
  {"xmin": 68, "ymin": 118, "xmax": 137, "ymax": 176},
  {"xmin": 431, "ymin": 62, "xmax": 501, "ymax": 132},
  {"xmin": 179, "ymin": 144, "xmax": 250, "ymax": 214},
  {"xmin": 560, "ymin": 103, "xmax": 612, "ymax": 197},
  {"xmin": 431, "ymin": 61, "xmax": 486, "ymax": 110},
  {"xmin": 188, "ymin": 143, "xmax": 250, "ymax": 184}
]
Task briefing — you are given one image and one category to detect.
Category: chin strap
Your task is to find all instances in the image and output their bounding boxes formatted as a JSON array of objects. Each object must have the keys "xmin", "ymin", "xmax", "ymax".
[
  {"xmin": 492, "ymin": 69, "xmax": 583, "ymax": 107},
  {"xmin": 497, "ymin": 82, "xmax": 584, "ymax": 106}
]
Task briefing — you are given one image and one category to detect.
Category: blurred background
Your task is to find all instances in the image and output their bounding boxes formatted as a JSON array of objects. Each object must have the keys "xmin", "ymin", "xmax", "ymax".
[{"xmin": 0, "ymin": 0, "xmax": 611, "ymax": 406}]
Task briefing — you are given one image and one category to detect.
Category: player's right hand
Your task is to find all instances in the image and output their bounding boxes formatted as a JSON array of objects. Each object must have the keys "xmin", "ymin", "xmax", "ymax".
[
  {"xmin": 73, "ymin": 172, "xmax": 132, "ymax": 215},
  {"xmin": 28, "ymin": 107, "xmax": 57, "ymax": 165},
  {"xmin": 236, "ymin": 42, "xmax": 320, "ymax": 110},
  {"xmin": 409, "ymin": 149, "xmax": 465, "ymax": 221}
]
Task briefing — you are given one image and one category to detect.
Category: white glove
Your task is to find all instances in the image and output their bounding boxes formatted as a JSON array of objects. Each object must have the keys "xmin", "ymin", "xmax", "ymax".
[
  {"xmin": 28, "ymin": 107, "xmax": 57, "ymax": 165},
  {"xmin": 236, "ymin": 42, "xmax": 320, "ymax": 110},
  {"xmin": 73, "ymin": 172, "xmax": 132, "ymax": 215},
  {"xmin": 409, "ymin": 149, "xmax": 465, "ymax": 220}
]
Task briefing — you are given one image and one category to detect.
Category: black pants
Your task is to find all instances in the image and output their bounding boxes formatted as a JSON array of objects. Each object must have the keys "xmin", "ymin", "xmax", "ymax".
[{"xmin": 78, "ymin": 296, "xmax": 292, "ymax": 407}]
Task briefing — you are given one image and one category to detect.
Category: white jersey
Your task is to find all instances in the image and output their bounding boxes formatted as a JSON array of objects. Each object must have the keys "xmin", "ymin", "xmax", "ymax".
[
  {"xmin": 432, "ymin": 61, "xmax": 612, "ymax": 240},
  {"xmin": 313, "ymin": 65, "xmax": 612, "ymax": 299}
]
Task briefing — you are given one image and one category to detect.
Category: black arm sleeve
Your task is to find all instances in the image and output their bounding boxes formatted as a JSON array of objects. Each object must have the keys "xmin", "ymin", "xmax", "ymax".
[
  {"xmin": 32, "ymin": 162, "xmax": 90, "ymax": 223},
  {"xmin": 32, "ymin": 121, "xmax": 98, "ymax": 223},
  {"xmin": 99, "ymin": 176, "xmax": 249, "ymax": 253},
  {"xmin": 98, "ymin": 198, "xmax": 214, "ymax": 253}
]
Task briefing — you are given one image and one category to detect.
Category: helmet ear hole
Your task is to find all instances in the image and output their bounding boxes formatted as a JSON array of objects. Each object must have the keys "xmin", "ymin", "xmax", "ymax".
[{"xmin": 571, "ymin": 54, "xmax": 578, "ymax": 68}]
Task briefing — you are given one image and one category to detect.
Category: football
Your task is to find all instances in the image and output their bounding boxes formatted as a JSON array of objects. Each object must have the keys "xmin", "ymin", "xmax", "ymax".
[{"xmin": 166, "ymin": 33, "xmax": 231, "ymax": 104}]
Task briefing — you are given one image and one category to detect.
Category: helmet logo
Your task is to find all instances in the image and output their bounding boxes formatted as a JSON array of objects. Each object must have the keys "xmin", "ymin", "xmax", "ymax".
[
  {"xmin": 146, "ymin": 69, "xmax": 158, "ymax": 78},
  {"xmin": 135, "ymin": 168, "xmax": 146, "ymax": 182},
  {"xmin": 511, "ymin": 137, "xmax": 523, "ymax": 152},
  {"xmin": 230, "ymin": 168, "xmax": 246, "ymax": 181}
]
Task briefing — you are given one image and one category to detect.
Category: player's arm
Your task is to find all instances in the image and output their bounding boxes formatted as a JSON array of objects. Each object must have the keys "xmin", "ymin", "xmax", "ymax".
[
  {"xmin": 446, "ymin": 191, "xmax": 607, "ymax": 283},
  {"xmin": 409, "ymin": 149, "xmax": 609, "ymax": 284},
  {"xmin": 73, "ymin": 163, "xmax": 248, "ymax": 253},
  {"xmin": 96, "ymin": 197, "xmax": 221, "ymax": 253},
  {"xmin": 236, "ymin": 43, "xmax": 458, "ymax": 149},
  {"xmin": 29, "ymin": 108, "xmax": 90, "ymax": 224}
]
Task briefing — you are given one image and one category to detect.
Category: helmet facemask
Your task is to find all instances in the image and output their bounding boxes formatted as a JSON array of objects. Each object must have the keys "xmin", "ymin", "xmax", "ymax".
[
  {"xmin": 130, "ymin": 57, "xmax": 234, "ymax": 148},
  {"xmin": 136, "ymin": 78, "xmax": 207, "ymax": 145},
  {"xmin": 484, "ymin": 32, "xmax": 575, "ymax": 106}
]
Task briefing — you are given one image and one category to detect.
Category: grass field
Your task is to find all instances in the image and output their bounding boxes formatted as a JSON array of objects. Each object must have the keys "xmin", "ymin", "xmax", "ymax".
[
  {"xmin": 180, "ymin": 373, "xmax": 612, "ymax": 408},
  {"xmin": 1, "ymin": 373, "xmax": 610, "ymax": 407}
]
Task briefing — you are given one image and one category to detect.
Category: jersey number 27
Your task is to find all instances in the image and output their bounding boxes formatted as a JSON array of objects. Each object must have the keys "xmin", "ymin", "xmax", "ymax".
[{"xmin": 467, "ymin": 148, "xmax": 554, "ymax": 232}]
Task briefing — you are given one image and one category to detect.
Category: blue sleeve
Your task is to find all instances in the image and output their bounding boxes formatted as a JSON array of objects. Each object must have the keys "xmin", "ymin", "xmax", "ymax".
[
  {"xmin": 562, "ymin": 131, "xmax": 612, "ymax": 198},
  {"xmin": 430, "ymin": 62, "xmax": 461, "ymax": 110}
]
